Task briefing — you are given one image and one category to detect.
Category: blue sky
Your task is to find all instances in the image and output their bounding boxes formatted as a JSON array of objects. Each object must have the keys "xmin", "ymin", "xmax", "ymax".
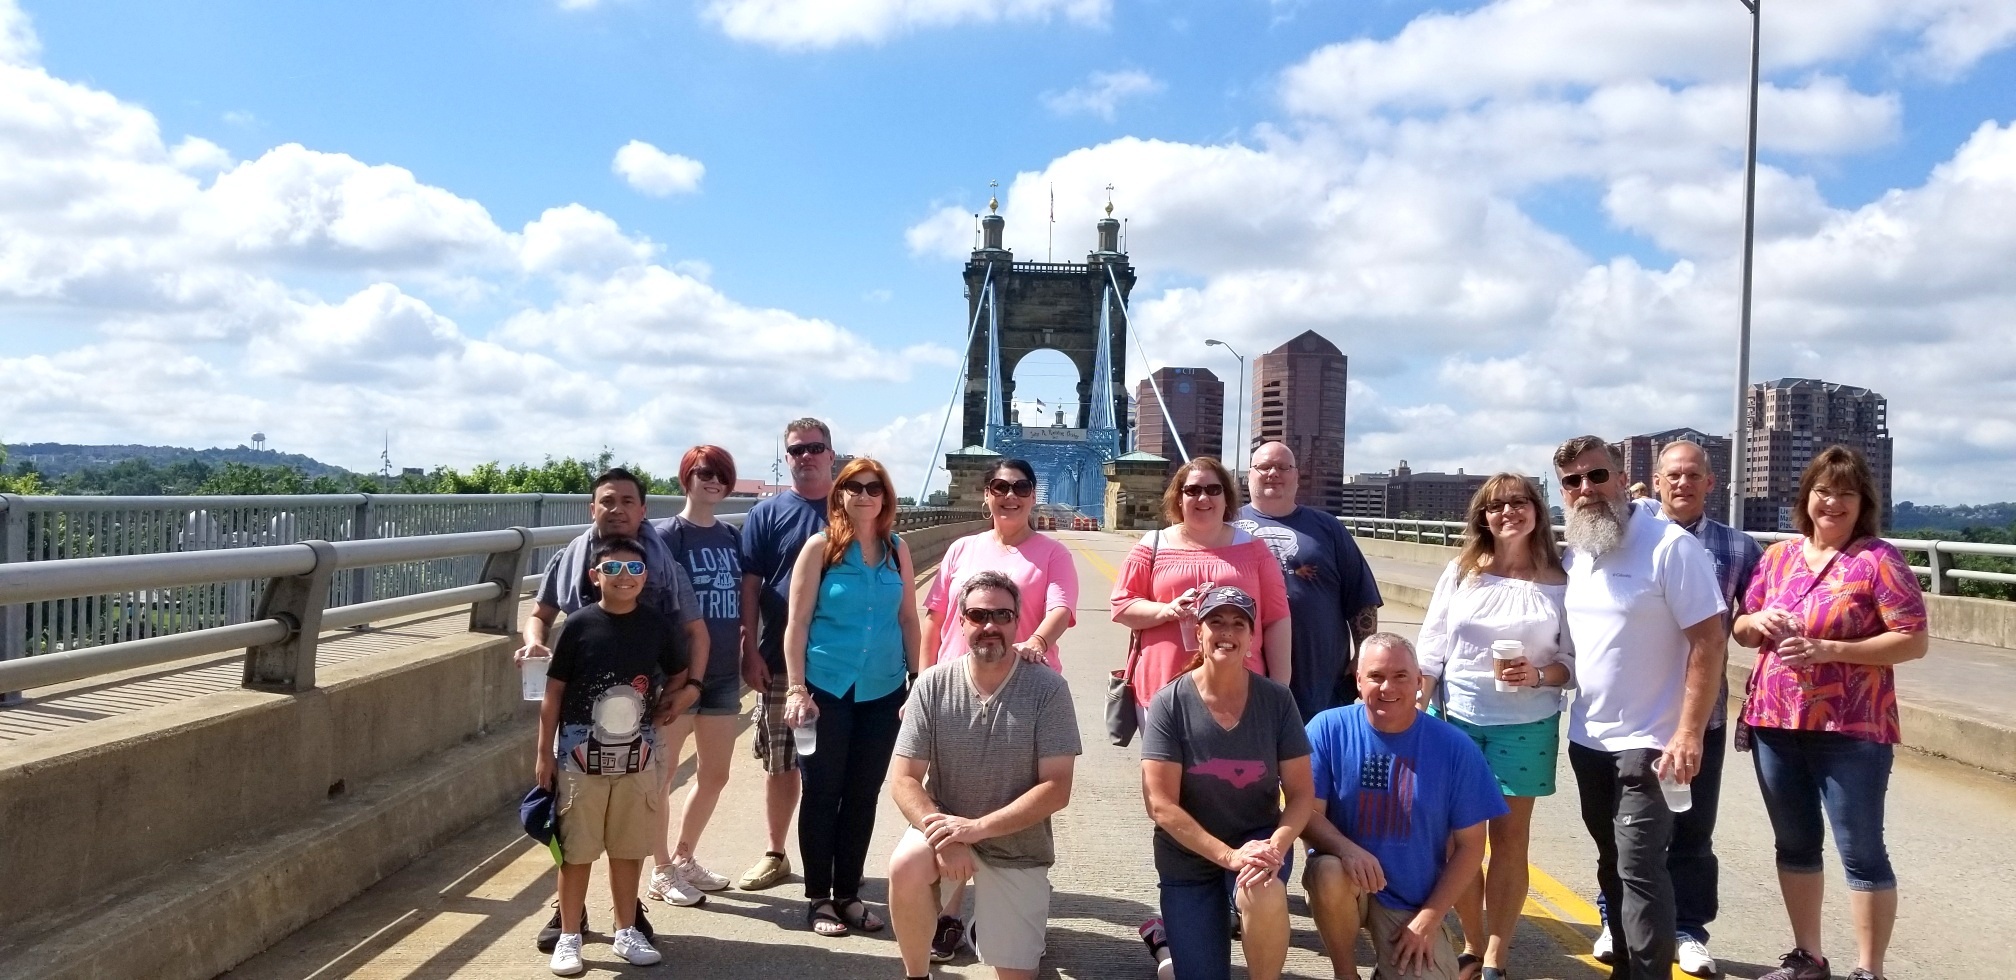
[{"xmin": 3, "ymin": 0, "xmax": 2014, "ymax": 503}]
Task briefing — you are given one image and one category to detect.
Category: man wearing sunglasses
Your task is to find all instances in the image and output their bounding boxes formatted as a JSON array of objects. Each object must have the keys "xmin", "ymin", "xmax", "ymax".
[
  {"xmin": 735, "ymin": 418, "xmax": 837, "ymax": 891},
  {"xmin": 1234, "ymin": 440, "xmax": 1384, "ymax": 723},
  {"xmin": 1554, "ymin": 435, "xmax": 1726, "ymax": 980},
  {"xmin": 890, "ymin": 571, "xmax": 1081, "ymax": 980}
]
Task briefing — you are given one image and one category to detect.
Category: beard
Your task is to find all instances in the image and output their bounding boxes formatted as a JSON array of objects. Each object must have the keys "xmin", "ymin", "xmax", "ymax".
[
  {"xmin": 1564, "ymin": 494, "xmax": 1630, "ymax": 560},
  {"xmin": 969, "ymin": 636, "xmax": 1010, "ymax": 663}
]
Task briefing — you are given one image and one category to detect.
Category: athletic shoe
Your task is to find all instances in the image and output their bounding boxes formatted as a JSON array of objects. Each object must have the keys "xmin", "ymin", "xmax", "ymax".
[
  {"xmin": 548, "ymin": 933, "xmax": 584, "ymax": 976},
  {"xmin": 1845, "ymin": 970, "xmax": 1881, "ymax": 980},
  {"xmin": 738, "ymin": 851, "xmax": 792, "ymax": 890},
  {"xmin": 674, "ymin": 856, "xmax": 733, "ymax": 892},
  {"xmin": 612, "ymin": 926, "xmax": 662, "ymax": 966},
  {"xmin": 1591, "ymin": 924, "xmax": 1614, "ymax": 964},
  {"xmin": 649, "ymin": 866, "xmax": 707, "ymax": 907},
  {"xmin": 930, "ymin": 915, "xmax": 965, "ymax": 962},
  {"xmin": 536, "ymin": 905, "xmax": 586, "ymax": 953},
  {"xmin": 1758, "ymin": 947, "xmax": 1830, "ymax": 980},
  {"xmin": 1678, "ymin": 935, "xmax": 1718, "ymax": 976}
]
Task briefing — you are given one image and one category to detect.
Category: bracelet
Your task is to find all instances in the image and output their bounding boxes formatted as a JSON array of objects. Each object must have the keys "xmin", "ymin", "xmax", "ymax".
[
  {"xmin": 1033, "ymin": 633, "xmax": 1052, "ymax": 653},
  {"xmin": 786, "ymin": 684, "xmax": 809, "ymax": 696}
]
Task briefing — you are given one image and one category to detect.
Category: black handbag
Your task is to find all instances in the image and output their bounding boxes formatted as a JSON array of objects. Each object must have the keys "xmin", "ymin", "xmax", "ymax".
[{"xmin": 1106, "ymin": 531, "xmax": 1160, "ymax": 746}]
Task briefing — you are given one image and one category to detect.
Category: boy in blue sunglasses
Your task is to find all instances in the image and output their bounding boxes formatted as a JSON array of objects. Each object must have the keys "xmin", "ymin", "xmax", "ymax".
[{"xmin": 537, "ymin": 536, "xmax": 692, "ymax": 974}]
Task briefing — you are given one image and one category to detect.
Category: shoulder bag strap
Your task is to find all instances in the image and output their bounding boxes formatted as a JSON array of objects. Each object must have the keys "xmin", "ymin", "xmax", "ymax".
[{"xmin": 1122, "ymin": 531, "xmax": 1162, "ymax": 682}]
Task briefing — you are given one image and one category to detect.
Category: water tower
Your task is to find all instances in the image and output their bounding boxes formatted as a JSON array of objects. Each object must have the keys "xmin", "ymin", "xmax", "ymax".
[{"xmin": 252, "ymin": 433, "xmax": 267, "ymax": 451}]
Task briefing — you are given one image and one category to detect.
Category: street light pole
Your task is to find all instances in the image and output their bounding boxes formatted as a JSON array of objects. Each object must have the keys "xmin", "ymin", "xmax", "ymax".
[
  {"xmin": 1731, "ymin": 0, "xmax": 1761, "ymax": 529},
  {"xmin": 1205, "ymin": 339, "xmax": 1246, "ymax": 475}
]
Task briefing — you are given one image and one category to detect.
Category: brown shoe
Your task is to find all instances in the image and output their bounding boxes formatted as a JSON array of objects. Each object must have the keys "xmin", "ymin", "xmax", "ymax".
[{"xmin": 737, "ymin": 851, "xmax": 791, "ymax": 890}]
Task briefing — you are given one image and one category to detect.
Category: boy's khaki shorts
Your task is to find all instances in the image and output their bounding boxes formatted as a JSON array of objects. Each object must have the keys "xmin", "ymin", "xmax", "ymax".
[{"xmin": 557, "ymin": 768, "xmax": 661, "ymax": 863}]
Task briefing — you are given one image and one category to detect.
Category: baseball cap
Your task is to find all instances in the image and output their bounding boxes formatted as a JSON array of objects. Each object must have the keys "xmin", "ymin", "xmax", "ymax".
[
  {"xmin": 520, "ymin": 784, "xmax": 564, "ymax": 866},
  {"xmin": 1195, "ymin": 586, "xmax": 1256, "ymax": 624}
]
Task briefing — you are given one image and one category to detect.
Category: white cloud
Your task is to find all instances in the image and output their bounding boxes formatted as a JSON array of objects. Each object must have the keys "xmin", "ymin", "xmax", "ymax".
[
  {"xmin": 516, "ymin": 204, "xmax": 657, "ymax": 276},
  {"xmin": 611, "ymin": 140, "xmax": 704, "ymax": 196},
  {"xmin": 702, "ymin": 0, "xmax": 1109, "ymax": 50},
  {"xmin": 1042, "ymin": 69, "xmax": 1163, "ymax": 122}
]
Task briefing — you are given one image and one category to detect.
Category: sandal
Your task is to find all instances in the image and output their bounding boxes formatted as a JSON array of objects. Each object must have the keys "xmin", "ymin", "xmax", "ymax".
[
  {"xmin": 836, "ymin": 897, "xmax": 885, "ymax": 933},
  {"xmin": 807, "ymin": 899, "xmax": 849, "ymax": 937},
  {"xmin": 1456, "ymin": 952, "xmax": 1483, "ymax": 980}
]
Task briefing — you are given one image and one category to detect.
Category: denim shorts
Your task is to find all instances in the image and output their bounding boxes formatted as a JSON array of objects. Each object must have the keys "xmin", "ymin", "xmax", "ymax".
[
  {"xmin": 1752, "ymin": 726, "xmax": 1895, "ymax": 891},
  {"xmin": 692, "ymin": 667, "xmax": 744, "ymax": 716}
]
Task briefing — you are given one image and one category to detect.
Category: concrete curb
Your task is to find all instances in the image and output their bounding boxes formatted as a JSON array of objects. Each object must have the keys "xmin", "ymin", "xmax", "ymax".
[{"xmin": 0, "ymin": 721, "xmax": 530, "ymax": 980}]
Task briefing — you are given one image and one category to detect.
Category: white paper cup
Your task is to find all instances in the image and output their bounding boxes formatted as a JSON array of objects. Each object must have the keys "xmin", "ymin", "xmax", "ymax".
[
  {"xmin": 520, "ymin": 656, "xmax": 551, "ymax": 701},
  {"xmin": 1490, "ymin": 639, "xmax": 1525, "ymax": 694},
  {"xmin": 793, "ymin": 721, "xmax": 818, "ymax": 757},
  {"xmin": 1659, "ymin": 772, "xmax": 1693, "ymax": 813}
]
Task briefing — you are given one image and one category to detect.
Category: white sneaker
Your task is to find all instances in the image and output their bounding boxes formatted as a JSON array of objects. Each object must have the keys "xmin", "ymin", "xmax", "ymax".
[
  {"xmin": 549, "ymin": 932, "xmax": 584, "ymax": 975},
  {"xmin": 1677, "ymin": 935, "xmax": 1717, "ymax": 976},
  {"xmin": 613, "ymin": 926, "xmax": 662, "ymax": 966},
  {"xmin": 648, "ymin": 867, "xmax": 706, "ymax": 907},
  {"xmin": 1592, "ymin": 924, "xmax": 1614, "ymax": 964},
  {"xmin": 673, "ymin": 855, "xmax": 732, "ymax": 892}
]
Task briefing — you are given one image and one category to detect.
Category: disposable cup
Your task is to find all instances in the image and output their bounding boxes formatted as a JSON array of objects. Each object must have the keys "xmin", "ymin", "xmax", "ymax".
[
  {"xmin": 520, "ymin": 656, "xmax": 551, "ymax": 701},
  {"xmin": 1659, "ymin": 772, "xmax": 1693, "ymax": 813},
  {"xmin": 793, "ymin": 721, "xmax": 818, "ymax": 757},
  {"xmin": 1490, "ymin": 639, "xmax": 1525, "ymax": 694}
]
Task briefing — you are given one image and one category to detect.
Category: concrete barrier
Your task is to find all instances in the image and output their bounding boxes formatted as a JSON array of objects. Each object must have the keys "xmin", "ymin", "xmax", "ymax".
[
  {"xmin": 1351, "ymin": 534, "xmax": 2016, "ymax": 780},
  {"xmin": 0, "ymin": 630, "xmax": 529, "ymax": 980}
]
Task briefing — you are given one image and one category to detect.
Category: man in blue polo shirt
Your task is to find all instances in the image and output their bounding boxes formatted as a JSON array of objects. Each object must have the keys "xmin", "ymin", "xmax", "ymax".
[{"xmin": 1302, "ymin": 633, "xmax": 1505, "ymax": 980}]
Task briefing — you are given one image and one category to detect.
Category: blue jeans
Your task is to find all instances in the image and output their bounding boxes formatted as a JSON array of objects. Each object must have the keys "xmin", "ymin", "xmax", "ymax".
[
  {"xmin": 1752, "ymin": 726, "xmax": 1896, "ymax": 891},
  {"xmin": 1156, "ymin": 835, "xmax": 1292, "ymax": 980}
]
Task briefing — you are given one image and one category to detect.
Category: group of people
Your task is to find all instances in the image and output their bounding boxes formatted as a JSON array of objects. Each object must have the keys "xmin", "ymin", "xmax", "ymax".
[{"xmin": 516, "ymin": 415, "xmax": 1925, "ymax": 980}]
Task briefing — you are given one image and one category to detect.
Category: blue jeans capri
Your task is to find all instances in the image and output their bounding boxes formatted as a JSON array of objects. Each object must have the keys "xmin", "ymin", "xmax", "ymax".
[
  {"xmin": 1157, "ymin": 830, "xmax": 1293, "ymax": 980},
  {"xmin": 1752, "ymin": 726, "xmax": 1896, "ymax": 891}
]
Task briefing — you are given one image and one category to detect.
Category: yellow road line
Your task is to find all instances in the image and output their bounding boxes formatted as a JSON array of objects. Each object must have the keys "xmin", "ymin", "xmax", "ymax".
[{"xmin": 1069, "ymin": 541, "xmax": 1120, "ymax": 583}]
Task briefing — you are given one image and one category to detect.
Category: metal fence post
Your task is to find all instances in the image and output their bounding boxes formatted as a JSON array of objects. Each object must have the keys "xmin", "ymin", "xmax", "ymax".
[
  {"xmin": 470, "ymin": 527, "xmax": 535, "ymax": 636},
  {"xmin": 347, "ymin": 495, "xmax": 376, "ymax": 608},
  {"xmin": 1925, "ymin": 542, "xmax": 1949, "ymax": 596},
  {"xmin": 0, "ymin": 495, "xmax": 25, "ymax": 704},
  {"xmin": 244, "ymin": 540, "xmax": 338, "ymax": 692}
]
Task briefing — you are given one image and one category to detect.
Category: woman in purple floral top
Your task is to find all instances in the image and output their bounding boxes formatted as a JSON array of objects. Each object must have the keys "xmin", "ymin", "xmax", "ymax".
[{"xmin": 1732, "ymin": 446, "xmax": 1927, "ymax": 980}]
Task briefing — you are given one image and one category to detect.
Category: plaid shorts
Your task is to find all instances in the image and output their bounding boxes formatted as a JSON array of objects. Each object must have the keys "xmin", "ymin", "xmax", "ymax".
[{"xmin": 751, "ymin": 670, "xmax": 798, "ymax": 774}]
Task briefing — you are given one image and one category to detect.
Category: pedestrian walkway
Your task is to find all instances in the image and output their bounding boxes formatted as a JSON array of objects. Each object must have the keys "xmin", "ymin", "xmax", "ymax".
[{"xmin": 221, "ymin": 531, "xmax": 2016, "ymax": 979}]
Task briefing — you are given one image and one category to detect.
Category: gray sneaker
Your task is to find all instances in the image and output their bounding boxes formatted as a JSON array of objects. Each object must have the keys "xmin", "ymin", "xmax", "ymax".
[{"xmin": 1759, "ymin": 948, "xmax": 1830, "ymax": 980}]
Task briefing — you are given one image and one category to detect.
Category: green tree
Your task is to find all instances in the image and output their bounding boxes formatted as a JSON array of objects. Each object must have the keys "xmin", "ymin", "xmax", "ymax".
[{"xmin": 0, "ymin": 446, "xmax": 46, "ymax": 495}]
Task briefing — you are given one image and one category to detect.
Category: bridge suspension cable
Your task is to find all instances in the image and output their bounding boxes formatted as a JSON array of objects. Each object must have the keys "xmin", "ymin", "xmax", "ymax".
[
  {"xmin": 915, "ymin": 262, "xmax": 994, "ymax": 503},
  {"xmin": 1107, "ymin": 263, "xmax": 1190, "ymax": 464}
]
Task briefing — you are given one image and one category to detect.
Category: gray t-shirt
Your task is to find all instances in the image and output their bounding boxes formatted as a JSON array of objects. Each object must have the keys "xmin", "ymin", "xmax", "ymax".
[
  {"xmin": 1141, "ymin": 672, "xmax": 1310, "ymax": 881},
  {"xmin": 895, "ymin": 658, "xmax": 1082, "ymax": 868}
]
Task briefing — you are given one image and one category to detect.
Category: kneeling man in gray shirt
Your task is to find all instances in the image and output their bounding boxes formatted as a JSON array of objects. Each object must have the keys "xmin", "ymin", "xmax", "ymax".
[{"xmin": 889, "ymin": 570, "xmax": 1082, "ymax": 980}]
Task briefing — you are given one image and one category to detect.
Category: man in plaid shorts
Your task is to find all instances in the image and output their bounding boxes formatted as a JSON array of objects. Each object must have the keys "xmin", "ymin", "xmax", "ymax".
[{"xmin": 735, "ymin": 418, "xmax": 835, "ymax": 890}]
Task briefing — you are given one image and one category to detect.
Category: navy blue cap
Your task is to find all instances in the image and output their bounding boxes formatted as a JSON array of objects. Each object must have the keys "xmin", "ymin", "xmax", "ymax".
[
  {"xmin": 1195, "ymin": 585, "xmax": 1257, "ymax": 623},
  {"xmin": 520, "ymin": 784, "xmax": 564, "ymax": 865}
]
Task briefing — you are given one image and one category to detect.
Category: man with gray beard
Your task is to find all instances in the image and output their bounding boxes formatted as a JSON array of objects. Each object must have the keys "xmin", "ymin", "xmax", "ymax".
[
  {"xmin": 1555, "ymin": 435, "xmax": 1726, "ymax": 980},
  {"xmin": 888, "ymin": 572, "xmax": 1082, "ymax": 980}
]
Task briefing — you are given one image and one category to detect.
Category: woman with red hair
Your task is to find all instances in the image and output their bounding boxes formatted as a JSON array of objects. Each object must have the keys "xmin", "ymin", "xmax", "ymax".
[{"xmin": 781, "ymin": 457, "xmax": 921, "ymax": 937}]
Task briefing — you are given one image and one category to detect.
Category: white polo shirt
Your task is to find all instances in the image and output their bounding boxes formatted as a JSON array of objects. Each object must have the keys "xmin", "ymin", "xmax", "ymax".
[{"xmin": 1564, "ymin": 506, "xmax": 1726, "ymax": 752}]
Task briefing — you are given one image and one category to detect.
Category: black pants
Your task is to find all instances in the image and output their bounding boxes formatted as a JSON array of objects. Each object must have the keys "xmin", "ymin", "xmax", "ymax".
[
  {"xmin": 1597, "ymin": 723, "xmax": 1725, "ymax": 942},
  {"xmin": 1569, "ymin": 743, "xmax": 1675, "ymax": 980},
  {"xmin": 798, "ymin": 682, "xmax": 904, "ymax": 902}
]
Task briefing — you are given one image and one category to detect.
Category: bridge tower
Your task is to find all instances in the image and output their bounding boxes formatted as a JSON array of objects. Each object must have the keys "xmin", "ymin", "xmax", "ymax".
[{"xmin": 956, "ymin": 193, "xmax": 1135, "ymax": 520}]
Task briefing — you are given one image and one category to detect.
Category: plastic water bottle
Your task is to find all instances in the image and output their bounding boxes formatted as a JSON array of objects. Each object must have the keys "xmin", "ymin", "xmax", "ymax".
[
  {"xmin": 520, "ymin": 656, "xmax": 550, "ymax": 701},
  {"xmin": 1659, "ymin": 772, "xmax": 1693, "ymax": 813},
  {"xmin": 793, "ymin": 719, "xmax": 817, "ymax": 757}
]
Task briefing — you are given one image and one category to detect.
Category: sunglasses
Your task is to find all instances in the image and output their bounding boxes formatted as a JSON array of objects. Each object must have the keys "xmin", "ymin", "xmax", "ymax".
[
  {"xmin": 986, "ymin": 478, "xmax": 1036, "ymax": 498},
  {"xmin": 785, "ymin": 442, "xmax": 830, "ymax": 458},
  {"xmin": 1484, "ymin": 498, "xmax": 1534, "ymax": 515},
  {"xmin": 840, "ymin": 480, "xmax": 885, "ymax": 497},
  {"xmin": 596, "ymin": 560, "xmax": 646, "ymax": 576},
  {"xmin": 689, "ymin": 468, "xmax": 725, "ymax": 484},
  {"xmin": 1178, "ymin": 484, "xmax": 1226, "ymax": 498},
  {"xmin": 1559, "ymin": 468, "xmax": 1612, "ymax": 491},
  {"xmin": 961, "ymin": 607, "xmax": 1016, "ymax": 626}
]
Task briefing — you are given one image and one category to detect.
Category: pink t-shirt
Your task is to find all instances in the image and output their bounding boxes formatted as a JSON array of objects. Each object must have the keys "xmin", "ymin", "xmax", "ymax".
[
  {"xmin": 1740, "ymin": 537, "xmax": 1928, "ymax": 744},
  {"xmin": 923, "ymin": 530, "xmax": 1080, "ymax": 670},
  {"xmin": 1110, "ymin": 529, "xmax": 1291, "ymax": 708}
]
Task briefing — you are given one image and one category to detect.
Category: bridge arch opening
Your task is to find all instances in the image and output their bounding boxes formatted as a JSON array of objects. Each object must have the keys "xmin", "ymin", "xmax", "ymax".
[{"xmin": 1008, "ymin": 348, "xmax": 1085, "ymax": 428}]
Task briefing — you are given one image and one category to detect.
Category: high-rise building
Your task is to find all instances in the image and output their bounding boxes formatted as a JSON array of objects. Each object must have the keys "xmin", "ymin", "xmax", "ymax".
[
  {"xmin": 1612, "ymin": 427, "xmax": 1732, "ymax": 519},
  {"xmin": 1135, "ymin": 367, "xmax": 1224, "ymax": 472},
  {"xmin": 1743, "ymin": 378, "xmax": 1893, "ymax": 531},
  {"xmin": 1342, "ymin": 462, "xmax": 1490, "ymax": 521},
  {"xmin": 1252, "ymin": 331, "xmax": 1348, "ymax": 514}
]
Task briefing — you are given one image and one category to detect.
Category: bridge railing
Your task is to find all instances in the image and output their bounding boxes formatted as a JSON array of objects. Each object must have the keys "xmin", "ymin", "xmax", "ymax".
[
  {"xmin": 0, "ymin": 493, "xmax": 980, "ymax": 696},
  {"xmin": 1338, "ymin": 516, "xmax": 2016, "ymax": 597}
]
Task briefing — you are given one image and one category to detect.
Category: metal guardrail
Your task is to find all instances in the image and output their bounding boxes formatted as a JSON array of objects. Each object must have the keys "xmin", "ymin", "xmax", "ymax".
[
  {"xmin": 0, "ymin": 499, "xmax": 982, "ymax": 697},
  {"xmin": 1338, "ymin": 516, "xmax": 2016, "ymax": 596}
]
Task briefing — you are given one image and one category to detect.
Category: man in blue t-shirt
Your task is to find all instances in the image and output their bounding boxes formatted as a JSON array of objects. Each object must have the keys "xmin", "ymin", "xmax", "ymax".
[
  {"xmin": 1234, "ymin": 440, "xmax": 1383, "ymax": 723},
  {"xmin": 1302, "ymin": 633, "xmax": 1506, "ymax": 980},
  {"xmin": 732, "ymin": 417, "xmax": 834, "ymax": 891}
]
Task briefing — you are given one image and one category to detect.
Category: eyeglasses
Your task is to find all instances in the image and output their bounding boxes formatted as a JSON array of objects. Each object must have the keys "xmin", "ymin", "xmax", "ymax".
[
  {"xmin": 596, "ymin": 560, "xmax": 646, "ymax": 576},
  {"xmin": 1252, "ymin": 463, "xmax": 1295, "ymax": 474},
  {"xmin": 1811, "ymin": 486, "xmax": 1861, "ymax": 501},
  {"xmin": 1178, "ymin": 484, "xmax": 1226, "ymax": 498},
  {"xmin": 986, "ymin": 478, "xmax": 1036, "ymax": 498},
  {"xmin": 960, "ymin": 607, "xmax": 1016, "ymax": 626},
  {"xmin": 690, "ymin": 468, "xmax": 725, "ymax": 484},
  {"xmin": 840, "ymin": 480, "xmax": 885, "ymax": 497},
  {"xmin": 1484, "ymin": 498, "xmax": 1534, "ymax": 515},
  {"xmin": 785, "ymin": 442, "xmax": 830, "ymax": 458},
  {"xmin": 1559, "ymin": 468, "xmax": 1612, "ymax": 491}
]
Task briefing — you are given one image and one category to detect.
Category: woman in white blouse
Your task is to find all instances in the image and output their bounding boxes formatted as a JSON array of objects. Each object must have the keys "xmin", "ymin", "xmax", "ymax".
[{"xmin": 1417, "ymin": 473, "xmax": 1573, "ymax": 980}]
